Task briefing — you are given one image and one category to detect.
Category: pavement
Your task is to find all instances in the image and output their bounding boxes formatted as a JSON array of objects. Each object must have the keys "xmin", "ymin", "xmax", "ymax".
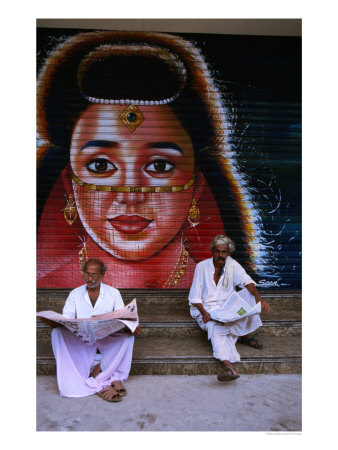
[{"xmin": 36, "ymin": 374, "xmax": 302, "ymax": 432}]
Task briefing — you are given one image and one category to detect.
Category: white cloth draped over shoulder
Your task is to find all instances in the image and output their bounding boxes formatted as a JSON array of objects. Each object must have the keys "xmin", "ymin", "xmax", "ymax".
[
  {"xmin": 52, "ymin": 282, "xmax": 134, "ymax": 398},
  {"xmin": 188, "ymin": 257, "xmax": 262, "ymax": 363}
]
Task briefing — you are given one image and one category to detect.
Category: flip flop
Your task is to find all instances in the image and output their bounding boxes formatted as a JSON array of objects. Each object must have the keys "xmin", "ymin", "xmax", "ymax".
[
  {"xmin": 97, "ymin": 386, "xmax": 122, "ymax": 402},
  {"xmin": 111, "ymin": 380, "xmax": 127, "ymax": 397},
  {"xmin": 217, "ymin": 368, "xmax": 240, "ymax": 382},
  {"xmin": 238, "ymin": 336, "xmax": 264, "ymax": 349}
]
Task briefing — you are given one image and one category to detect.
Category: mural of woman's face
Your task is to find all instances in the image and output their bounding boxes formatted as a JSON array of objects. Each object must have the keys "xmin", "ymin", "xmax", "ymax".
[{"xmin": 70, "ymin": 104, "xmax": 195, "ymax": 260}]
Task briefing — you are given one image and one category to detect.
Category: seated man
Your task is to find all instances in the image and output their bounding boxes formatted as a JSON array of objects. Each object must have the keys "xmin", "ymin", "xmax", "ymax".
[
  {"xmin": 50, "ymin": 258, "xmax": 140, "ymax": 401},
  {"xmin": 189, "ymin": 235, "xmax": 270, "ymax": 381}
]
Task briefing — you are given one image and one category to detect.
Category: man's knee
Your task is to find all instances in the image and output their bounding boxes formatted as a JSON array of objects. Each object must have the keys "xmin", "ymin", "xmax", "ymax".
[
  {"xmin": 122, "ymin": 332, "xmax": 135, "ymax": 346},
  {"xmin": 51, "ymin": 326, "xmax": 72, "ymax": 343},
  {"xmin": 51, "ymin": 327, "xmax": 62, "ymax": 338}
]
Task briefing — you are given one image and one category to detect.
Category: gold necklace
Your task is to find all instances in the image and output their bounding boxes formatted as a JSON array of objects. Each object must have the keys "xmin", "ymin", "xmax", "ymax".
[
  {"xmin": 162, "ymin": 242, "xmax": 189, "ymax": 287},
  {"xmin": 77, "ymin": 238, "xmax": 189, "ymax": 288}
]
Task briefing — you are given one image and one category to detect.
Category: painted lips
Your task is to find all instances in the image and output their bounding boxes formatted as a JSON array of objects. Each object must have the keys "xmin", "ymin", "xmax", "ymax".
[{"xmin": 108, "ymin": 215, "xmax": 153, "ymax": 234}]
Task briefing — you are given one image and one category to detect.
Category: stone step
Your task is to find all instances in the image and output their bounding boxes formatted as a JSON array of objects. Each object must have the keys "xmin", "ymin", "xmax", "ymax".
[
  {"xmin": 37, "ymin": 289, "xmax": 302, "ymax": 312},
  {"xmin": 37, "ymin": 289, "xmax": 301, "ymax": 376},
  {"xmin": 37, "ymin": 335, "xmax": 301, "ymax": 375},
  {"xmin": 37, "ymin": 318, "xmax": 301, "ymax": 340},
  {"xmin": 37, "ymin": 291, "xmax": 302, "ymax": 338},
  {"xmin": 137, "ymin": 301, "xmax": 301, "ymax": 322},
  {"xmin": 137, "ymin": 321, "xmax": 301, "ymax": 338}
]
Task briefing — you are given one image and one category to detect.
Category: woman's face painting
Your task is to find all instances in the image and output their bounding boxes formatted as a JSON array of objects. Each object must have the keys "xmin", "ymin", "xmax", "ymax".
[{"xmin": 70, "ymin": 104, "xmax": 195, "ymax": 260}]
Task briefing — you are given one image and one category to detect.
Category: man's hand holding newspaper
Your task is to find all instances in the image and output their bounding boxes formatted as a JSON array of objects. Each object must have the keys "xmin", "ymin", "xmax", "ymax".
[
  {"xmin": 209, "ymin": 292, "xmax": 261, "ymax": 323},
  {"xmin": 37, "ymin": 299, "xmax": 139, "ymax": 344}
]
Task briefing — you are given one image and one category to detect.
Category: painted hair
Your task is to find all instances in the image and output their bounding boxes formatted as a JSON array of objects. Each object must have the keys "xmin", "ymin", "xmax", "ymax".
[{"xmin": 37, "ymin": 30, "xmax": 266, "ymax": 274}]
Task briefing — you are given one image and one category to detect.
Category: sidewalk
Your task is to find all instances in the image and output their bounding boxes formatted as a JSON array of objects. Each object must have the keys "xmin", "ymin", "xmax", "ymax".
[{"xmin": 37, "ymin": 374, "xmax": 301, "ymax": 432}]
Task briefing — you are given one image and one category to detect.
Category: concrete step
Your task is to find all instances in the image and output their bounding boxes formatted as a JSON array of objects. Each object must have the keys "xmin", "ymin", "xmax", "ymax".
[
  {"xmin": 37, "ymin": 317, "xmax": 301, "ymax": 340},
  {"xmin": 37, "ymin": 335, "xmax": 301, "ymax": 375},
  {"xmin": 36, "ymin": 289, "xmax": 301, "ymax": 376},
  {"xmin": 37, "ymin": 289, "xmax": 302, "ymax": 313},
  {"xmin": 37, "ymin": 290, "xmax": 302, "ymax": 338}
]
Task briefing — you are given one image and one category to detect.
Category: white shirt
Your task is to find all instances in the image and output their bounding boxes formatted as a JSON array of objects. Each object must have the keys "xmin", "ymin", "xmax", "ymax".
[
  {"xmin": 62, "ymin": 282, "xmax": 124, "ymax": 319},
  {"xmin": 188, "ymin": 257, "xmax": 255, "ymax": 313}
]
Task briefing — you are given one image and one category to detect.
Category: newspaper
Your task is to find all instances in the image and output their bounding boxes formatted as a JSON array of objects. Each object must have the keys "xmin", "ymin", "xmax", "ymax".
[
  {"xmin": 37, "ymin": 299, "xmax": 139, "ymax": 343},
  {"xmin": 209, "ymin": 292, "xmax": 261, "ymax": 323}
]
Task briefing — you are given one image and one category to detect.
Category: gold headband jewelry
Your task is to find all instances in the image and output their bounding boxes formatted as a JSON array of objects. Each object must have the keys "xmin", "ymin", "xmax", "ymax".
[
  {"xmin": 119, "ymin": 105, "xmax": 144, "ymax": 132},
  {"xmin": 71, "ymin": 171, "xmax": 195, "ymax": 193}
]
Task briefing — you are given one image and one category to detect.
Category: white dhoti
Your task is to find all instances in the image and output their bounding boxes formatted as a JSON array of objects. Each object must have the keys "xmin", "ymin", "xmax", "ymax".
[
  {"xmin": 51, "ymin": 327, "xmax": 135, "ymax": 398},
  {"xmin": 194, "ymin": 289, "xmax": 262, "ymax": 363}
]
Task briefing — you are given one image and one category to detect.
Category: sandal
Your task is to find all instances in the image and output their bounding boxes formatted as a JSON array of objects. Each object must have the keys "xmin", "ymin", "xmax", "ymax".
[
  {"xmin": 97, "ymin": 386, "xmax": 122, "ymax": 402},
  {"xmin": 238, "ymin": 336, "xmax": 264, "ymax": 349},
  {"xmin": 217, "ymin": 368, "xmax": 240, "ymax": 382},
  {"xmin": 111, "ymin": 380, "xmax": 127, "ymax": 397}
]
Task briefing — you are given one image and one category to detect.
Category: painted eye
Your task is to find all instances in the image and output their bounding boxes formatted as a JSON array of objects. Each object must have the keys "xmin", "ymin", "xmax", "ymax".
[
  {"xmin": 86, "ymin": 158, "xmax": 117, "ymax": 173},
  {"xmin": 145, "ymin": 159, "xmax": 175, "ymax": 173}
]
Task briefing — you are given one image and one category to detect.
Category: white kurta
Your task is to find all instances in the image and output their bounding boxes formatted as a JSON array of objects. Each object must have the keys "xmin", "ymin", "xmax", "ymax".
[
  {"xmin": 62, "ymin": 282, "xmax": 124, "ymax": 318},
  {"xmin": 51, "ymin": 282, "xmax": 134, "ymax": 398},
  {"xmin": 188, "ymin": 257, "xmax": 262, "ymax": 362}
]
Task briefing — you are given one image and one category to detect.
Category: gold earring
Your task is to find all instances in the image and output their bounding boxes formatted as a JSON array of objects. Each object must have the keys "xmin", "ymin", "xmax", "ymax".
[
  {"xmin": 64, "ymin": 194, "xmax": 78, "ymax": 225},
  {"xmin": 187, "ymin": 198, "xmax": 200, "ymax": 227},
  {"xmin": 78, "ymin": 238, "xmax": 88, "ymax": 267}
]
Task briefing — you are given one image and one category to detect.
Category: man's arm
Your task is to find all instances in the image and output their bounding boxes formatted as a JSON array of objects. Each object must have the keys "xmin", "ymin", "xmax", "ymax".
[
  {"xmin": 245, "ymin": 283, "xmax": 270, "ymax": 314},
  {"xmin": 62, "ymin": 290, "xmax": 76, "ymax": 319},
  {"xmin": 189, "ymin": 262, "xmax": 212, "ymax": 323},
  {"xmin": 194, "ymin": 303, "xmax": 212, "ymax": 323},
  {"xmin": 38, "ymin": 317, "xmax": 61, "ymax": 328}
]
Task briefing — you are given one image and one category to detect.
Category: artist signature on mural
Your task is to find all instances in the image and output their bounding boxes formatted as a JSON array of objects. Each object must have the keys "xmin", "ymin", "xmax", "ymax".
[{"xmin": 258, "ymin": 279, "xmax": 290, "ymax": 288}]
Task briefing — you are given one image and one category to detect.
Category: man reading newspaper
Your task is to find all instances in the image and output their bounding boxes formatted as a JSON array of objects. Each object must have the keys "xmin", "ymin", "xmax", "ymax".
[
  {"xmin": 40, "ymin": 258, "xmax": 140, "ymax": 402},
  {"xmin": 189, "ymin": 236, "xmax": 270, "ymax": 382}
]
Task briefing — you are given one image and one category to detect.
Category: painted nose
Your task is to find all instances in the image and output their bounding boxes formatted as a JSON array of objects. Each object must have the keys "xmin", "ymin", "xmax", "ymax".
[{"xmin": 115, "ymin": 191, "xmax": 146, "ymax": 205}]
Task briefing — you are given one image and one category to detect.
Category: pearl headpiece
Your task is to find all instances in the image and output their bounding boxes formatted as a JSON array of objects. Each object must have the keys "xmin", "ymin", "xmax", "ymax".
[
  {"xmin": 84, "ymin": 93, "xmax": 180, "ymax": 106},
  {"xmin": 77, "ymin": 43, "xmax": 187, "ymax": 131}
]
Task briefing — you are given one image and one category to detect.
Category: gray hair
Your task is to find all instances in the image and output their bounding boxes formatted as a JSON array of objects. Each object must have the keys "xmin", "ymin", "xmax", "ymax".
[
  {"xmin": 82, "ymin": 258, "xmax": 107, "ymax": 274},
  {"xmin": 209, "ymin": 235, "xmax": 235, "ymax": 253}
]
